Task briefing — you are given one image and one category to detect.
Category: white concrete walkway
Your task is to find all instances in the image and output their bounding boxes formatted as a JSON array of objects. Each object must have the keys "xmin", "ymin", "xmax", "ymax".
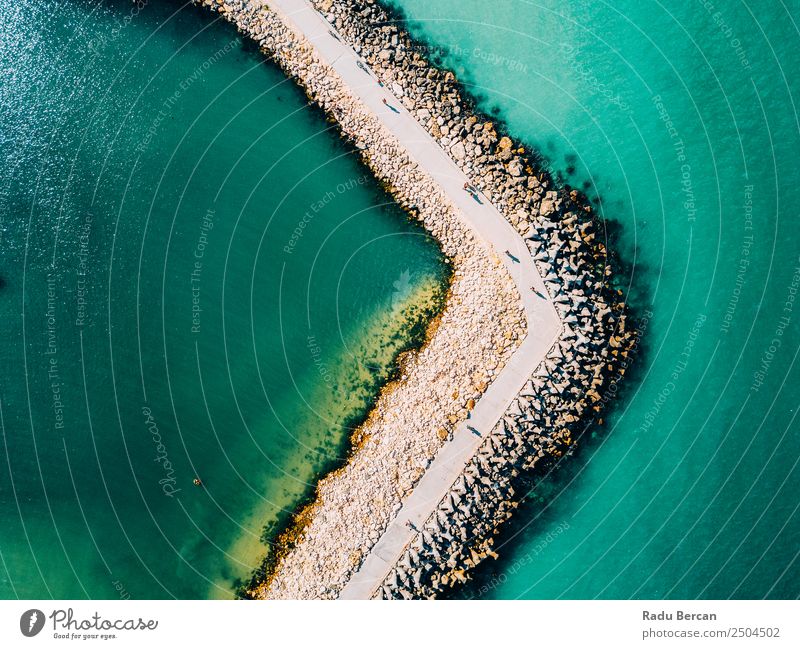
[{"xmin": 265, "ymin": 0, "xmax": 562, "ymax": 599}]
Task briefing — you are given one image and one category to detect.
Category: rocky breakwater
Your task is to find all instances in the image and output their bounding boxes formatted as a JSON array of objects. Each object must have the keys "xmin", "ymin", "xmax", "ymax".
[
  {"xmin": 194, "ymin": 0, "xmax": 526, "ymax": 598},
  {"xmin": 310, "ymin": 0, "xmax": 638, "ymax": 598}
]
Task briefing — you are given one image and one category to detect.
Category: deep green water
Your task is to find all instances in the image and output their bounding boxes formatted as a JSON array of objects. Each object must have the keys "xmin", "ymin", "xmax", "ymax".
[
  {"xmin": 0, "ymin": 0, "xmax": 448, "ymax": 598},
  {"xmin": 388, "ymin": 0, "xmax": 800, "ymax": 598}
]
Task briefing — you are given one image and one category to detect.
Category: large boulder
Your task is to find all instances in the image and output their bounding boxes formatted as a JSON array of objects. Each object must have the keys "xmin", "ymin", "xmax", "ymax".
[{"xmin": 450, "ymin": 140, "xmax": 466, "ymax": 160}]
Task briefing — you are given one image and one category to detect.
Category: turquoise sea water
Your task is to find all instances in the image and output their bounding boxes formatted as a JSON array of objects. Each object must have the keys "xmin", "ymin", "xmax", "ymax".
[
  {"xmin": 388, "ymin": 0, "xmax": 800, "ymax": 598},
  {"xmin": 0, "ymin": 0, "xmax": 447, "ymax": 598}
]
